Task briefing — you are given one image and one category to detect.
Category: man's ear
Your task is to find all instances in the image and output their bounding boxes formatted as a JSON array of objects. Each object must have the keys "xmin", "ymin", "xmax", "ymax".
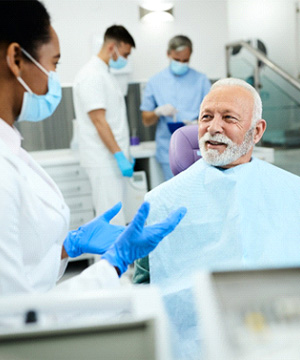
[
  {"xmin": 253, "ymin": 119, "xmax": 267, "ymax": 144},
  {"xmin": 107, "ymin": 41, "xmax": 115, "ymax": 52},
  {"xmin": 107, "ymin": 41, "xmax": 116, "ymax": 59},
  {"xmin": 6, "ymin": 43, "xmax": 23, "ymax": 77}
]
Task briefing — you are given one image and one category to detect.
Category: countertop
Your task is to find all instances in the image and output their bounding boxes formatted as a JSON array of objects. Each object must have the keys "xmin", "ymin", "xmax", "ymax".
[{"xmin": 30, "ymin": 141, "xmax": 157, "ymax": 167}]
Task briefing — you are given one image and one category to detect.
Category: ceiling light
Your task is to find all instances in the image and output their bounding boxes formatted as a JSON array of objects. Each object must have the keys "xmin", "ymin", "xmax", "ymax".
[{"xmin": 139, "ymin": 2, "xmax": 174, "ymax": 23}]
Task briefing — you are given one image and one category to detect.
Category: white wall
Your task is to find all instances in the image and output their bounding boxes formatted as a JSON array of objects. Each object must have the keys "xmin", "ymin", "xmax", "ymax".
[
  {"xmin": 227, "ymin": 0, "xmax": 298, "ymax": 78},
  {"xmin": 43, "ymin": 0, "xmax": 228, "ymax": 84}
]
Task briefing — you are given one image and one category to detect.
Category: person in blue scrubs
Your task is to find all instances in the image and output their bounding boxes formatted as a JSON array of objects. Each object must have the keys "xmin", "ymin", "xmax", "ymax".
[{"xmin": 140, "ymin": 35, "xmax": 211, "ymax": 180}]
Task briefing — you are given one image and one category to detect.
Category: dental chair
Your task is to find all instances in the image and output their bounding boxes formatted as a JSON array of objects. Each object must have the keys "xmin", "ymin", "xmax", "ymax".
[
  {"xmin": 169, "ymin": 124, "xmax": 201, "ymax": 176},
  {"xmin": 169, "ymin": 125, "xmax": 275, "ymax": 174}
]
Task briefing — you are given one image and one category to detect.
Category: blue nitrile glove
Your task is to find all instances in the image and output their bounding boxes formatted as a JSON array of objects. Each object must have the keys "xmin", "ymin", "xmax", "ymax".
[
  {"xmin": 63, "ymin": 202, "xmax": 125, "ymax": 258},
  {"xmin": 114, "ymin": 151, "xmax": 135, "ymax": 177},
  {"xmin": 102, "ymin": 202, "xmax": 187, "ymax": 276}
]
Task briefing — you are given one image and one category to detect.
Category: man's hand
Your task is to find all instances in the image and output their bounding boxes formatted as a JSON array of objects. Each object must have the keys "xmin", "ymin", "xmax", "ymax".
[
  {"xmin": 114, "ymin": 151, "xmax": 135, "ymax": 177},
  {"xmin": 154, "ymin": 104, "xmax": 177, "ymax": 117}
]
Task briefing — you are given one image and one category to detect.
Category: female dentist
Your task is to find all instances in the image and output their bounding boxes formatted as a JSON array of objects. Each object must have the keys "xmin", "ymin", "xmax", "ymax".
[{"xmin": 0, "ymin": 0, "xmax": 186, "ymax": 295}]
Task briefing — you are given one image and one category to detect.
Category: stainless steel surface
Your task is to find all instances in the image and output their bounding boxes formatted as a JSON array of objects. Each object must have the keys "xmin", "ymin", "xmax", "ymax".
[
  {"xmin": 253, "ymin": 61, "xmax": 260, "ymax": 91},
  {"xmin": 126, "ymin": 82, "xmax": 156, "ymax": 142},
  {"xmin": 225, "ymin": 46, "xmax": 231, "ymax": 78}
]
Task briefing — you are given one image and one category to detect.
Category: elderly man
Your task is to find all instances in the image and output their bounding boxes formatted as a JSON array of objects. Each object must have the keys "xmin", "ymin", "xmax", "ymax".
[{"xmin": 134, "ymin": 78, "xmax": 300, "ymax": 359}]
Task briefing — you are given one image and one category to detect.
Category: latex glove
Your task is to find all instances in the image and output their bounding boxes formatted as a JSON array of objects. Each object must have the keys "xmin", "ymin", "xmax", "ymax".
[
  {"xmin": 102, "ymin": 202, "xmax": 187, "ymax": 276},
  {"xmin": 64, "ymin": 202, "xmax": 125, "ymax": 258},
  {"xmin": 114, "ymin": 151, "xmax": 135, "ymax": 177},
  {"xmin": 154, "ymin": 104, "xmax": 177, "ymax": 117}
]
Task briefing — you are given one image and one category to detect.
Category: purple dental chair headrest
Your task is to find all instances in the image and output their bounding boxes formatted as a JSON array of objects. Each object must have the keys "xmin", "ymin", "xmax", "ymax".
[{"xmin": 169, "ymin": 124, "xmax": 202, "ymax": 176}]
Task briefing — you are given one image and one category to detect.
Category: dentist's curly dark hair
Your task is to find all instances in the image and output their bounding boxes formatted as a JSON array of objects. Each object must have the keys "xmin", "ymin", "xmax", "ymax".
[{"xmin": 0, "ymin": 0, "xmax": 51, "ymax": 60}]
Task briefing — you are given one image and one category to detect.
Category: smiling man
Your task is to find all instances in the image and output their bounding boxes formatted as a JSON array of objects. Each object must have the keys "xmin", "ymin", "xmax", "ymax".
[
  {"xmin": 198, "ymin": 79, "xmax": 266, "ymax": 167},
  {"xmin": 133, "ymin": 78, "xmax": 300, "ymax": 359}
]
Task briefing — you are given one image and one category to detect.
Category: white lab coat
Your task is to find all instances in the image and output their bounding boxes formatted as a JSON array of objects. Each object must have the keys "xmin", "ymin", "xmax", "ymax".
[{"xmin": 0, "ymin": 137, "xmax": 119, "ymax": 295}]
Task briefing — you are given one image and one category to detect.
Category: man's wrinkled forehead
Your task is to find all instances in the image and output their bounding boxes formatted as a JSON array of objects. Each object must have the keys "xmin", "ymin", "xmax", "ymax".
[{"xmin": 200, "ymin": 86, "xmax": 254, "ymax": 114}]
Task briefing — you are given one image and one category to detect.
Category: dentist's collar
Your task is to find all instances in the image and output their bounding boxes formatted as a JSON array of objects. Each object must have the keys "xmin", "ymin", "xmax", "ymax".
[{"xmin": 0, "ymin": 118, "xmax": 23, "ymax": 156}]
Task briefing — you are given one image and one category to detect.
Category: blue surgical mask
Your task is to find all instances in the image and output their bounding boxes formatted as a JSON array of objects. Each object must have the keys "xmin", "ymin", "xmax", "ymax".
[
  {"xmin": 170, "ymin": 59, "xmax": 189, "ymax": 76},
  {"xmin": 16, "ymin": 48, "xmax": 62, "ymax": 122},
  {"xmin": 109, "ymin": 47, "xmax": 127, "ymax": 70}
]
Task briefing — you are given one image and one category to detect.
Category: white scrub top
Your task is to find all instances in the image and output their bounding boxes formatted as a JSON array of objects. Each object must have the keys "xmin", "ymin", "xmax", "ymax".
[
  {"xmin": 73, "ymin": 56, "xmax": 130, "ymax": 168},
  {"xmin": 0, "ymin": 119, "xmax": 119, "ymax": 295}
]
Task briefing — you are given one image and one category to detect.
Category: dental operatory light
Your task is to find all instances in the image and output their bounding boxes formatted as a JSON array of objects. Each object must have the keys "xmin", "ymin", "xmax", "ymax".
[{"xmin": 139, "ymin": 1, "xmax": 174, "ymax": 23}]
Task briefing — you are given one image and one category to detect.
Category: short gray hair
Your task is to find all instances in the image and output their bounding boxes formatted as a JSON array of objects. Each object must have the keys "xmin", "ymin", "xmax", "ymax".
[
  {"xmin": 211, "ymin": 78, "xmax": 263, "ymax": 125},
  {"xmin": 167, "ymin": 35, "xmax": 192, "ymax": 53}
]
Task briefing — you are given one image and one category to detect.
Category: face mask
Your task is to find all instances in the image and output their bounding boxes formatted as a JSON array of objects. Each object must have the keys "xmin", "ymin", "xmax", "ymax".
[
  {"xmin": 170, "ymin": 59, "xmax": 189, "ymax": 76},
  {"xmin": 16, "ymin": 48, "xmax": 62, "ymax": 122},
  {"xmin": 109, "ymin": 47, "xmax": 127, "ymax": 70}
]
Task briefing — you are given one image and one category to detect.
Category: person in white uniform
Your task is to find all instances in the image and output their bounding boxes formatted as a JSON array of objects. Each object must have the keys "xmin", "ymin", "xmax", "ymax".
[
  {"xmin": 0, "ymin": 0, "xmax": 186, "ymax": 296},
  {"xmin": 73, "ymin": 25, "xmax": 135, "ymax": 225}
]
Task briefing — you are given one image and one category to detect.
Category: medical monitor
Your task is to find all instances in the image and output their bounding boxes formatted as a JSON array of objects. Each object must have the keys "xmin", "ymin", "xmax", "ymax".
[
  {"xmin": 195, "ymin": 267, "xmax": 300, "ymax": 360},
  {"xmin": 0, "ymin": 287, "xmax": 171, "ymax": 360},
  {"xmin": 0, "ymin": 318, "xmax": 156, "ymax": 360}
]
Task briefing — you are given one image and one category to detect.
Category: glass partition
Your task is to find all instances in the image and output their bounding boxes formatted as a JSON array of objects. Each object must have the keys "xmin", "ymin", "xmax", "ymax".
[
  {"xmin": 228, "ymin": 46, "xmax": 257, "ymax": 81},
  {"xmin": 228, "ymin": 46, "xmax": 300, "ymax": 148},
  {"xmin": 259, "ymin": 67, "xmax": 300, "ymax": 147}
]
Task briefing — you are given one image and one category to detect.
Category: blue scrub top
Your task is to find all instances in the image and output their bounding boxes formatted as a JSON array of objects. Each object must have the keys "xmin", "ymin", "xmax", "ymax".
[{"xmin": 140, "ymin": 67, "xmax": 211, "ymax": 164}]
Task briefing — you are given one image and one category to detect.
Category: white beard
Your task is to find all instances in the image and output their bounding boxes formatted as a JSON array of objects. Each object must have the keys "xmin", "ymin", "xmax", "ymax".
[{"xmin": 198, "ymin": 128, "xmax": 255, "ymax": 167}]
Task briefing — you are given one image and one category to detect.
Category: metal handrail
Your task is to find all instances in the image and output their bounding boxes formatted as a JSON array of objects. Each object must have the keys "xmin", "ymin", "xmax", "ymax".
[{"xmin": 226, "ymin": 40, "xmax": 300, "ymax": 92}]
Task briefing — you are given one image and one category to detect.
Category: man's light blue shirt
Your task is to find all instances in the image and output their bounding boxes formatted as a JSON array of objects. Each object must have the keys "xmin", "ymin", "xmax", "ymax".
[{"xmin": 140, "ymin": 67, "xmax": 211, "ymax": 164}]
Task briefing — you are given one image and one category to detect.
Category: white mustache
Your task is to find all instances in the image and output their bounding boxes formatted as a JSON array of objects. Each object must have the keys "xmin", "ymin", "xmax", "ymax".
[{"xmin": 199, "ymin": 133, "xmax": 234, "ymax": 146}]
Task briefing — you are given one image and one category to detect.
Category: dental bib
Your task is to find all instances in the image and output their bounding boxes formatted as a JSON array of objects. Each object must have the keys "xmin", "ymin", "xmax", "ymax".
[{"xmin": 146, "ymin": 157, "xmax": 300, "ymax": 359}]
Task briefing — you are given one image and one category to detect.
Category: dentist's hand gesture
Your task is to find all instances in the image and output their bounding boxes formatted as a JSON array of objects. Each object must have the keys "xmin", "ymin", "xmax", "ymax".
[
  {"xmin": 63, "ymin": 202, "xmax": 125, "ymax": 258},
  {"xmin": 102, "ymin": 202, "xmax": 187, "ymax": 275}
]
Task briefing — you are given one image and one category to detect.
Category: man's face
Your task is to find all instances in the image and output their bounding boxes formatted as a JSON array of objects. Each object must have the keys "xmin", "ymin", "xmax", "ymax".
[
  {"xmin": 116, "ymin": 41, "xmax": 132, "ymax": 59},
  {"xmin": 168, "ymin": 47, "xmax": 191, "ymax": 63},
  {"xmin": 198, "ymin": 86, "xmax": 260, "ymax": 168}
]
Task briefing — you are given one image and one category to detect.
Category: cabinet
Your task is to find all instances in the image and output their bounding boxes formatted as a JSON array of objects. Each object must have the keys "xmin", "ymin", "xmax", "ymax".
[
  {"xmin": 45, "ymin": 164, "xmax": 94, "ymax": 230},
  {"xmin": 29, "ymin": 144, "xmax": 162, "ymax": 264},
  {"xmin": 129, "ymin": 141, "xmax": 164, "ymax": 189},
  {"xmin": 30, "ymin": 149, "xmax": 95, "ymax": 262}
]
